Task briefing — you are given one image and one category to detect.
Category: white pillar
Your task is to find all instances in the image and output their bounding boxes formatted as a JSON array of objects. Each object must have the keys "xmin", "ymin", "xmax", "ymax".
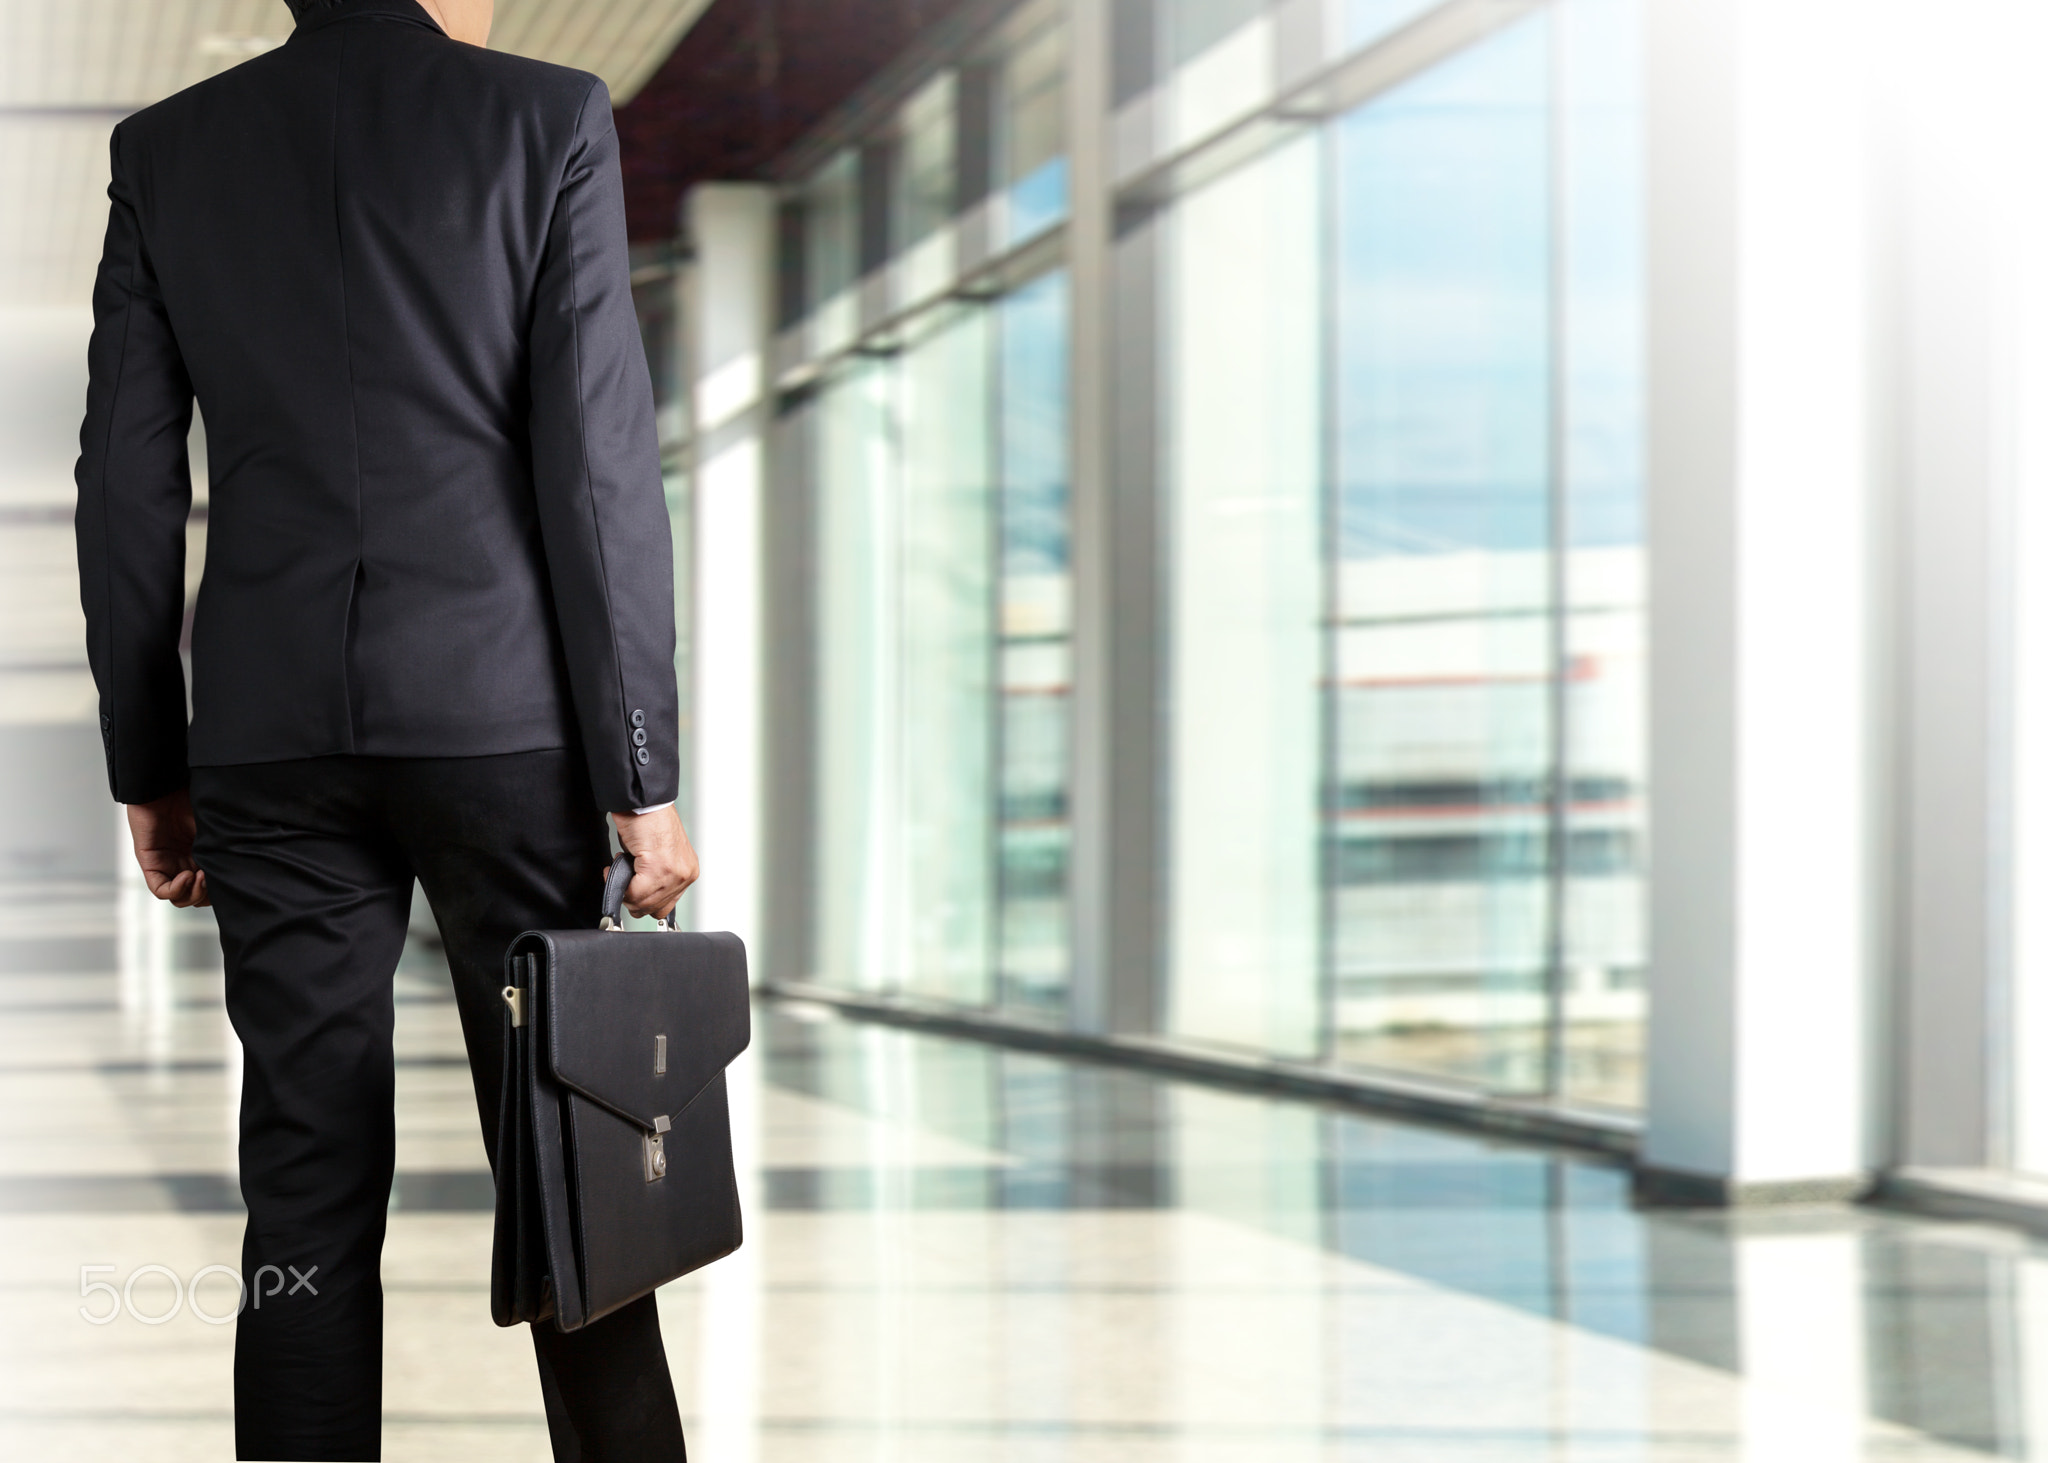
[
  {"xmin": 1890, "ymin": 36, "xmax": 2003, "ymax": 1170},
  {"xmin": 1989, "ymin": 9, "xmax": 2048, "ymax": 1178},
  {"xmin": 685, "ymin": 184, "xmax": 774, "ymax": 953},
  {"xmin": 1641, "ymin": 0, "xmax": 1875, "ymax": 1197}
]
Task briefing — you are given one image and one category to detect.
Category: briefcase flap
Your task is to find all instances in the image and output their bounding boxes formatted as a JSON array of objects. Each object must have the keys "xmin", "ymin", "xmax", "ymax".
[{"xmin": 511, "ymin": 929, "xmax": 750, "ymax": 1132}]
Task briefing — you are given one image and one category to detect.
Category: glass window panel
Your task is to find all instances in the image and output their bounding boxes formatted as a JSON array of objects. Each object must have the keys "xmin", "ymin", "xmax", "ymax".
[
  {"xmin": 1111, "ymin": 0, "xmax": 1156, "ymax": 109},
  {"xmin": 815, "ymin": 358, "xmax": 900, "ymax": 991},
  {"xmin": 1329, "ymin": 13, "xmax": 1553, "ymax": 1091},
  {"xmin": 1001, "ymin": 11, "xmax": 1069, "ymax": 244},
  {"xmin": 1000, "ymin": 273, "xmax": 1072, "ymax": 580},
  {"xmin": 857, "ymin": 140, "xmax": 893, "ymax": 276},
  {"xmin": 789, "ymin": 0, "xmax": 1645, "ymax": 1101},
  {"xmin": 1559, "ymin": 0, "xmax": 1645, "ymax": 1108},
  {"xmin": 1165, "ymin": 133, "xmax": 1323, "ymax": 1061},
  {"xmin": 1168, "ymin": 0, "xmax": 1265, "ymax": 67},
  {"xmin": 900, "ymin": 309, "xmax": 997, "ymax": 1005},
  {"xmin": 897, "ymin": 73, "xmax": 957, "ymax": 248},
  {"xmin": 1165, "ymin": 0, "xmax": 1270, "ymax": 148},
  {"xmin": 1344, "ymin": 0, "xmax": 1442, "ymax": 52},
  {"xmin": 895, "ymin": 72, "xmax": 958, "ymax": 304},
  {"xmin": 632, "ymin": 265, "xmax": 683, "ymax": 451},
  {"xmin": 775, "ymin": 198, "xmax": 806, "ymax": 331},
  {"xmin": 804, "ymin": 150, "xmax": 859, "ymax": 354},
  {"xmin": 996, "ymin": 270, "xmax": 1073, "ymax": 1018},
  {"xmin": 813, "ymin": 311, "xmax": 998, "ymax": 1001},
  {"xmin": 809, "ymin": 284, "xmax": 1073, "ymax": 1011}
]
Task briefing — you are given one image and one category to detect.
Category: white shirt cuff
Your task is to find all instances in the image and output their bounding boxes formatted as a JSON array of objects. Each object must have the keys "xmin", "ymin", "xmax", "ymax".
[{"xmin": 625, "ymin": 802, "xmax": 673, "ymax": 817}]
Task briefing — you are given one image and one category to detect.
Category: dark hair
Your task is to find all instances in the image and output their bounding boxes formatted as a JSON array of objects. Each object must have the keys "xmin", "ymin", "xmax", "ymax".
[{"xmin": 283, "ymin": 0, "xmax": 356, "ymax": 18}]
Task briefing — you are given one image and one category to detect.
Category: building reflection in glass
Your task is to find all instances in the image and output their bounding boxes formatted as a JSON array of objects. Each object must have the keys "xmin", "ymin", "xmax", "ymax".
[{"xmin": 756, "ymin": 0, "xmax": 1644, "ymax": 1108}]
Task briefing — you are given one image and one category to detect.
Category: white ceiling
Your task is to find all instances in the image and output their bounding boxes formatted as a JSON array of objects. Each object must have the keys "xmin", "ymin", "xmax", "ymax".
[
  {"xmin": 0, "ymin": 0, "xmax": 710, "ymax": 305},
  {"xmin": 0, "ymin": 0, "xmax": 708, "ymax": 107}
]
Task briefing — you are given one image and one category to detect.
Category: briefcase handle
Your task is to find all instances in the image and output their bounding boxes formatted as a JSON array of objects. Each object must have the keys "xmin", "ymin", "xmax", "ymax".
[{"xmin": 598, "ymin": 851, "xmax": 677, "ymax": 933}]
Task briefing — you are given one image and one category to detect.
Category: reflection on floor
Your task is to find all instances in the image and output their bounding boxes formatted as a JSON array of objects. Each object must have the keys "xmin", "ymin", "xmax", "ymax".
[{"xmin": 0, "ymin": 881, "xmax": 2037, "ymax": 1461}]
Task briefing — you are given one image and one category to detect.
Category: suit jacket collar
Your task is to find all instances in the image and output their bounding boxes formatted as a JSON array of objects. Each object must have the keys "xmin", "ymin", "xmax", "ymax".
[{"xmin": 291, "ymin": 0, "xmax": 445, "ymax": 40}]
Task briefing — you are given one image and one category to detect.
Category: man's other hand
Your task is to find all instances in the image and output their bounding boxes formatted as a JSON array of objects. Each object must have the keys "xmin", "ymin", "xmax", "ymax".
[
  {"xmin": 608, "ymin": 805, "xmax": 700, "ymax": 921},
  {"xmin": 127, "ymin": 788, "xmax": 210, "ymax": 908}
]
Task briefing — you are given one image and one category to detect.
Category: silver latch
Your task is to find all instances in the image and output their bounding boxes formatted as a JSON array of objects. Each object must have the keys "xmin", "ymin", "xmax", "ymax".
[
  {"xmin": 501, "ymin": 985, "xmax": 526, "ymax": 1028},
  {"xmin": 655, "ymin": 1034, "xmax": 667, "ymax": 1076},
  {"xmin": 601, "ymin": 914, "xmax": 678, "ymax": 932},
  {"xmin": 643, "ymin": 1114, "xmax": 671, "ymax": 1182}
]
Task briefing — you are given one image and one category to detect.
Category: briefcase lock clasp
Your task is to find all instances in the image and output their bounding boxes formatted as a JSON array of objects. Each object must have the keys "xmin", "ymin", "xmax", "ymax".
[
  {"xmin": 600, "ymin": 913, "xmax": 678, "ymax": 933},
  {"xmin": 643, "ymin": 1114, "xmax": 671, "ymax": 1182}
]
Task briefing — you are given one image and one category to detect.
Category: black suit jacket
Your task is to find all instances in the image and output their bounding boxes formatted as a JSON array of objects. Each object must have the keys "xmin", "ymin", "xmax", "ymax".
[{"xmin": 75, "ymin": 0, "xmax": 678, "ymax": 814}]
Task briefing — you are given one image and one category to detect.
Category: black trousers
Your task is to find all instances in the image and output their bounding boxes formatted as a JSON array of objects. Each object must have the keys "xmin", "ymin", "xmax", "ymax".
[{"xmin": 191, "ymin": 751, "xmax": 687, "ymax": 1463}]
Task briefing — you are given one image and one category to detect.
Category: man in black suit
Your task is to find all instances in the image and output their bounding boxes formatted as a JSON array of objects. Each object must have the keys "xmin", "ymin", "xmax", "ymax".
[{"xmin": 74, "ymin": 0, "xmax": 698, "ymax": 1455}]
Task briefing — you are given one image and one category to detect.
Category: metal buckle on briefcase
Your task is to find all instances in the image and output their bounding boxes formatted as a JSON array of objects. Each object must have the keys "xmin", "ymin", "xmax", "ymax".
[
  {"xmin": 602, "ymin": 913, "xmax": 676, "ymax": 932},
  {"xmin": 643, "ymin": 1115, "xmax": 671, "ymax": 1182}
]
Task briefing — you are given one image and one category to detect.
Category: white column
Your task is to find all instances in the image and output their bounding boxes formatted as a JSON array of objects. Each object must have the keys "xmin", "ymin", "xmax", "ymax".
[
  {"xmin": 685, "ymin": 184, "xmax": 774, "ymax": 953},
  {"xmin": 1889, "ymin": 20, "xmax": 2003, "ymax": 1170},
  {"xmin": 1988, "ymin": 8, "xmax": 2048, "ymax": 1177},
  {"xmin": 1641, "ymin": 0, "xmax": 1875, "ymax": 1196}
]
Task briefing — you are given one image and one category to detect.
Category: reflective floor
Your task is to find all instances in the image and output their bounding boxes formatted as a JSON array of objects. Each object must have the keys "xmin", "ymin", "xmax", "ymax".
[{"xmin": 0, "ymin": 874, "xmax": 2039, "ymax": 1461}]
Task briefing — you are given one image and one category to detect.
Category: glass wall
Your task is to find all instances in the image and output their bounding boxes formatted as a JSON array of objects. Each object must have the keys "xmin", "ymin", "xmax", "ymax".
[
  {"xmin": 895, "ymin": 73, "xmax": 958, "ymax": 305},
  {"xmin": 1162, "ymin": 131, "xmax": 1323, "ymax": 1060},
  {"xmin": 998, "ymin": 6, "xmax": 1068, "ymax": 243},
  {"xmin": 812, "ymin": 356, "xmax": 897, "ymax": 991},
  {"xmin": 769, "ymin": 0, "xmax": 1642, "ymax": 1107},
  {"xmin": 1555, "ymin": 0, "xmax": 1646, "ymax": 1110},
  {"xmin": 782, "ymin": 0, "xmax": 1075, "ymax": 1016},
  {"xmin": 995, "ymin": 271, "xmax": 1073, "ymax": 1018},
  {"xmin": 805, "ymin": 283, "xmax": 1074, "ymax": 1011},
  {"xmin": 802, "ymin": 150, "xmax": 859, "ymax": 356},
  {"xmin": 813, "ymin": 309, "xmax": 997, "ymax": 1003},
  {"xmin": 1151, "ymin": 0, "xmax": 1645, "ymax": 1105},
  {"xmin": 1325, "ymin": 15, "xmax": 1555, "ymax": 1091}
]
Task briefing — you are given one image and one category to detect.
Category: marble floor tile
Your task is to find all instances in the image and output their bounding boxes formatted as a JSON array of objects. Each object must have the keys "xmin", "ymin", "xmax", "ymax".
[{"xmin": 1, "ymin": 891, "xmax": 2045, "ymax": 1461}]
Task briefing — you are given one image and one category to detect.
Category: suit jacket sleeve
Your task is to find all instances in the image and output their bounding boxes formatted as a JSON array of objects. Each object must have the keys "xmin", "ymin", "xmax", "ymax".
[
  {"xmin": 75, "ymin": 122, "xmax": 195, "ymax": 806},
  {"xmin": 528, "ymin": 78, "xmax": 680, "ymax": 815}
]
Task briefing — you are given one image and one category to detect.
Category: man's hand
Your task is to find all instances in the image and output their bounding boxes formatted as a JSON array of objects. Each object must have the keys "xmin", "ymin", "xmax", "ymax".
[
  {"xmin": 609, "ymin": 805, "xmax": 700, "ymax": 921},
  {"xmin": 127, "ymin": 788, "xmax": 209, "ymax": 908}
]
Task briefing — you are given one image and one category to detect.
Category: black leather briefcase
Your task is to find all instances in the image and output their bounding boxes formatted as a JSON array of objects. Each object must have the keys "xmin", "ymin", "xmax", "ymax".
[{"xmin": 491, "ymin": 854, "xmax": 750, "ymax": 1333}]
